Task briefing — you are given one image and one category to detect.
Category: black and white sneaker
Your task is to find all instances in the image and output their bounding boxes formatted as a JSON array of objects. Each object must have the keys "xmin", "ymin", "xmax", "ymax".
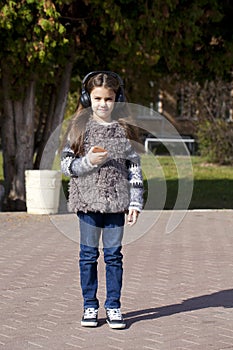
[
  {"xmin": 81, "ymin": 308, "xmax": 98, "ymax": 327},
  {"xmin": 106, "ymin": 308, "xmax": 126, "ymax": 329}
]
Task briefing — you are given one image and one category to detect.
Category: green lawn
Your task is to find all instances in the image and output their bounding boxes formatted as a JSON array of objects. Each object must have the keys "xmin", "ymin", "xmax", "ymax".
[
  {"xmin": 141, "ymin": 155, "xmax": 233, "ymax": 209},
  {"xmin": 0, "ymin": 152, "xmax": 232, "ymax": 209}
]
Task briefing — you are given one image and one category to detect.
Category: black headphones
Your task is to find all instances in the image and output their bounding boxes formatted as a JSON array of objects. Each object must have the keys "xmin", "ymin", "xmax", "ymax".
[{"xmin": 80, "ymin": 71, "xmax": 125, "ymax": 108}]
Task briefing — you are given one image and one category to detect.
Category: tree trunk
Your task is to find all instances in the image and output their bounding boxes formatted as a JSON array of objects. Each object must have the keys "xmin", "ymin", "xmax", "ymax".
[
  {"xmin": 35, "ymin": 59, "xmax": 73, "ymax": 169},
  {"xmin": 1, "ymin": 56, "xmax": 73, "ymax": 211},
  {"xmin": 1, "ymin": 71, "xmax": 35, "ymax": 211}
]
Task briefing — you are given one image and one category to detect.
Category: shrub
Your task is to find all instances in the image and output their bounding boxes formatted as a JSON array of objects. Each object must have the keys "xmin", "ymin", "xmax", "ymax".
[{"xmin": 197, "ymin": 119, "xmax": 233, "ymax": 165}]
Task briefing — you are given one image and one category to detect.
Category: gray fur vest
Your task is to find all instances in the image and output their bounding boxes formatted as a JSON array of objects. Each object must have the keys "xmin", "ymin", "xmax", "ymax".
[{"xmin": 68, "ymin": 119, "xmax": 132, "ymax": 213}]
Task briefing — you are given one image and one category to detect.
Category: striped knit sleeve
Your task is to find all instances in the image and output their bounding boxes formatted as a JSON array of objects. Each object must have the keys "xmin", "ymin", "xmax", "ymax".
[
  {"xmin": 60, "ymin": 143, "xmax": 97, "ymax": 177},
  {"xmin": 125, "ymin": 142, "xmax": 144, "ymax": 212}
]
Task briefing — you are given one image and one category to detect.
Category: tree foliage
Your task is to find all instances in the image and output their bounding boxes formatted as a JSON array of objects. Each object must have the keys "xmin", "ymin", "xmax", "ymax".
[
  {"xmin": 73, "ymin": 0, "xmax": 233, "ymax": 104},
  {"xmin": 0, "ymin": 0, "xmax": 71, "ymax": 84},
  {"xmin": 0, "ymin": 0, "xmax": 233, "ymax": 210},
  {"xmin": 0, "ymin": 0, "xmax": 75, "ymax": 210}
]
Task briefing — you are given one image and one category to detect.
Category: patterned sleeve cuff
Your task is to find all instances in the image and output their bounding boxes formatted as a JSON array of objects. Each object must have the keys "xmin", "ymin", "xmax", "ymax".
[
  {"xmin": 128, "ymin": 203, "xmax": 142, "ymax": 212},
  {"xmin": 70, "ymin": 155, "xmax": 97, "ymax": 176},
  {"xmin": 61, "ymin": 144, "xmax": 98, "ymax": 177}
]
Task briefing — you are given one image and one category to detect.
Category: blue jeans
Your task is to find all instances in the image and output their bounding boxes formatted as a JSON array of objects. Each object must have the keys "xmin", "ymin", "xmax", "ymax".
[{"xmin": 77, "ymin": 211, "xmax": 125, "ymax": 309}]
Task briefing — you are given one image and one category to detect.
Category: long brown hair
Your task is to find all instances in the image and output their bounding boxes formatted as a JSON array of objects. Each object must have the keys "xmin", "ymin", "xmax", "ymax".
[{"xmin": 65, "ymin": 73, "xmax": 141, "ymax": 156}]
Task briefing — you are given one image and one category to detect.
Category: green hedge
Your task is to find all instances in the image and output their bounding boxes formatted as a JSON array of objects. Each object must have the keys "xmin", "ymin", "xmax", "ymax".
[{"xmin": 197, "ymin": 119, "xmax": 233, "ymax": 165}]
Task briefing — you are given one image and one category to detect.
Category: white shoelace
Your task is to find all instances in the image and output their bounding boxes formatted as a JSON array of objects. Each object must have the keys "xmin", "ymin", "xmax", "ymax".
[
  {"xmin": 84, "ymin": 308, "xmax": 98, "ymax": 319},
  {"xmin": 107, "ymin": 308, "xmax": 122, "ymax": 321}
]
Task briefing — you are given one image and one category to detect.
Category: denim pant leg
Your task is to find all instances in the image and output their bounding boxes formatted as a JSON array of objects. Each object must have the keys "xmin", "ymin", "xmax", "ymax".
[
  {"xmin": 102, "ymin": 213, "xmax": 125, "ymax": 309},
  {"xmin": 78, "ymin": 212, "xmax": 102, "ymax": 309}
]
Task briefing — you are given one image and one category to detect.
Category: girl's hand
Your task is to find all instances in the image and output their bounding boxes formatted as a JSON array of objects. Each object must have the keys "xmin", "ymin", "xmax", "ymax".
[
  {"xmin": 127, "ymin": 209, "xmax": 139, "ymax": 226},
  {"xmin": 87, "ymin": 146, "xmax": 108, "ymax": 166}
]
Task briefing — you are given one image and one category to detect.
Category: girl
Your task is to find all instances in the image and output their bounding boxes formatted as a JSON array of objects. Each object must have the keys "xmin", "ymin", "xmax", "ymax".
[{"xmin": 61, "ymin": 71, "xmax": 143, "ymax": 329}]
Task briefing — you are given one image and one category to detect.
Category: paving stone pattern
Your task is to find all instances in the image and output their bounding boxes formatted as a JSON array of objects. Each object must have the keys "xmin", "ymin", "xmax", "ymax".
[{"xmin": 0, "ymin": 211, "xmax": 233, "ymax": 350}]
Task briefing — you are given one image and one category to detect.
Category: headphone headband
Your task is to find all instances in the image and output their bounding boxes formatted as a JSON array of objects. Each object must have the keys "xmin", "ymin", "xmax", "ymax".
[
  {"xmin": 82, "ymin": 71, "xmax": 124, "ymax": 89},
  {"xmin": 80, "ymin": 70, "xmax": 125, "ymax": 108}
]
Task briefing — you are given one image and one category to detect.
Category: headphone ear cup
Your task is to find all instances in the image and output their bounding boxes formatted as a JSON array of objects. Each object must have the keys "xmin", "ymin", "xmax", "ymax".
[
  {"xmin": 115, "ymin": 87, "xmax": 125, "ymax": 107},
  {"xmin": 116, "ymin": 92, "xmax": 125, "ymax": 103},
  {"xmin": 80, "ymin": 91, "xmax": 91, "ymax": 108}
]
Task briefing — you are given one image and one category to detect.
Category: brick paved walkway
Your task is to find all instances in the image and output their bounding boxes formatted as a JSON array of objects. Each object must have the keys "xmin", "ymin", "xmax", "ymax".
[{"xmin": 0, "ymin": 210, "xmax": 233, "ymax": 350}]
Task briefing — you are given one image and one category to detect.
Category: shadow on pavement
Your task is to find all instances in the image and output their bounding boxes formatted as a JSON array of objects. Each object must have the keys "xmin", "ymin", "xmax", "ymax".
[{"xmin": 124, "ymin": 289, "xmax": 233, "ymax": 328}]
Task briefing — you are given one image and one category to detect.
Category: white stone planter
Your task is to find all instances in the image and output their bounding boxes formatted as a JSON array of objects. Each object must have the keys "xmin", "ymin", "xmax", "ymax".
[{"xmin": 25, "ymin": 170, "xmax": 62, "ymax": 214}]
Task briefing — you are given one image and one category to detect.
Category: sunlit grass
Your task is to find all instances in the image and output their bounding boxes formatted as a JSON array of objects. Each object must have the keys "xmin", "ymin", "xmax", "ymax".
[
  {"xmin": 141, "ymin": 155, "xmax": 233, "ymax": 209},
  {"xmin": 0, "ymin": 152, "xmax": 232, "ymax": 209}
]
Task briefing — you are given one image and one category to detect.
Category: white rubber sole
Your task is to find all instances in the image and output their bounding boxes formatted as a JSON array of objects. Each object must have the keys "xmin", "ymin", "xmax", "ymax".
[
  {"xmin": 106, "ymin": 320, "xmax": 126, "ymax": 329},
  {"xmin": 81, "ymin": 320, "xmax": 98, "ymax": 327}
]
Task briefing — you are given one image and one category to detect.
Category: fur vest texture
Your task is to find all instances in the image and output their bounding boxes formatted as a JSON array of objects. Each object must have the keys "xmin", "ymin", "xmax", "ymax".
[{"xmin": 68, "ymin": 119, "xmax": 136, "ymax": 213}]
